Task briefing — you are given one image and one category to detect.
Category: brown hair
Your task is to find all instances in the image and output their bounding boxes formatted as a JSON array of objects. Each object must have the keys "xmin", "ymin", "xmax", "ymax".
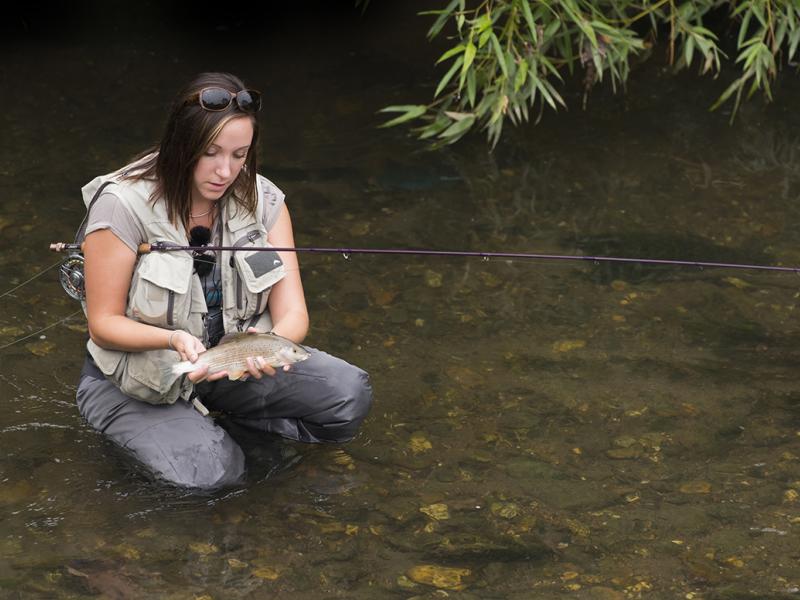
[{"xmin": 125, "ymin": 72, "xmax": 260, "ymax": 231}]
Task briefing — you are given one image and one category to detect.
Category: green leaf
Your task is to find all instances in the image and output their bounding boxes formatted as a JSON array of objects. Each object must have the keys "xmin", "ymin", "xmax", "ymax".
[
  {"xmin": 426, "ymin": 0, "xmax": 460, "ymax": 39},
  {"xmin": 514, "ymin": 60, "xmax": 529, "ymax": 91},
  {"xmin": 435, "ymin": 55, "xmax": 464, "ymax": 97},
  {"xmin": 536, "ymin": 78, "xmax": 557, "ymax": 109},
  {"xmin": 788, "ymin": 27, "xmax": 800, "ymax": 60},
  {"xmin": 684, "ymin": 35, "xmax": 695, "ymax": 67},
  {"xmin": 378, "ymin": 105, "xmax": 428, "ymax": 128},
  {"xmin": 460, "ymin": 42, "xmax": 477, "ymax": 91},
  {"xmin": 521, "ymin": 0, "xmax": 537, "ymax": 39},
  {"xmin": 475, "ymin": 12, "xmax": 492, "ymax": 34},
  {"xmin": 417, "ymin": 116, "xmax": 451, "ymax": 140},
  {"xmin": 738, "ymin": 9, "xmax": 752, "ymax": 48},
  {"xmin": 438, "ymin": 115, "xmax": 476, "ymax": 139},
  {"xmin": 490, "ymin": 33, "xmax": 509, "ymax": 78},
  {"xmin": 437, "ymin": 44, "xmax": 466, "ymax": 64},
  {"xmin": 467, "ymin": 68, "xmax": 477, "ymax": 107},
  {"xmin": 479, "ymin": 28, "xmax": 492, "ymax": 48},
  {"xmin": 463, "ymin": 41, "xmax": 477, "ymax": 71}
]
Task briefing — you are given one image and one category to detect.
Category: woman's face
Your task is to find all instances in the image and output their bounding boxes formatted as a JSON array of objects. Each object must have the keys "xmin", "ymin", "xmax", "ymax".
[{"xmin": 191, "ymin": 116, "xmax": 254, "ymax": 204}]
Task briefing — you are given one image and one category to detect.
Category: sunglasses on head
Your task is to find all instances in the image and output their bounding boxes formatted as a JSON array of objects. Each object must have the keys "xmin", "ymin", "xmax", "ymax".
[{"xmin": 196, "ymin": 87, "xmax": 262, "ymax": 113}]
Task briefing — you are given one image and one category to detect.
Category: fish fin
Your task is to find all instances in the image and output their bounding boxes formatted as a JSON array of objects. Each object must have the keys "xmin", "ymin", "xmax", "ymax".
[
  {"xmin": 168, "ymin": 361, "xmax": 193, "ymax": 376},
  {"xmin": 217, "ymin": 332, "xmax": 251, "ymax": 345},
  {"xmin": 227, "ymin": 369, "xmax": 246, "ymax": 380}
]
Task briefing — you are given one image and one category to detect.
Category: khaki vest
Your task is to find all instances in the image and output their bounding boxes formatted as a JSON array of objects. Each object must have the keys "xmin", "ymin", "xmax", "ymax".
[{"xmin": 80, "ymin": 159, "xmax": 286, "ymax": 404}]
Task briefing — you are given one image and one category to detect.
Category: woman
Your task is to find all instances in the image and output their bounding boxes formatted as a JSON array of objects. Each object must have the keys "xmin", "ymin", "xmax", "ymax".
[{"xmin": 76, "ymin": 72, "xmax": 373, "ymax": 490}]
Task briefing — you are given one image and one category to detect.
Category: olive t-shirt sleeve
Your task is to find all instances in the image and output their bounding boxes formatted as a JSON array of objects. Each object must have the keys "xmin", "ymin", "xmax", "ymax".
[{"xmin": 84, "ymin": 191, "xmax": 145, "ymax": 253}]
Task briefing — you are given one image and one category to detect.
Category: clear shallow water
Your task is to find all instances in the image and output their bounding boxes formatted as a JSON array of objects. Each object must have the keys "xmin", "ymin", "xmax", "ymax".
[{"xmin": 2, "ymin": 4, "xmax": 800, "ymax": 598}]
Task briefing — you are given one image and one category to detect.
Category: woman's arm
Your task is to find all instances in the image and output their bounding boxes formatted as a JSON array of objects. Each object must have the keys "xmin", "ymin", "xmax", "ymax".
[
  {"xmin": 84, "ymin": 229, "xmax": 205, "ymax": 363},
  {"xmin": 265, "ymin": 203, "xmax": 309, "ymax": 343}
]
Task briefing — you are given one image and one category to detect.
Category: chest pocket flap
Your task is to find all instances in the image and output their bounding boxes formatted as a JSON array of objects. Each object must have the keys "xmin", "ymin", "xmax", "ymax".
[
  {"xmin": 128, "ymin": 252, "xmax": 194, "ymax": 328},
  {"xmin": 137, "ymin": 252, "xmax": 193, "ymax": 292},
  {"xmin": 233, "ymin": 247, "xmax": 286, "ymax": 293}
]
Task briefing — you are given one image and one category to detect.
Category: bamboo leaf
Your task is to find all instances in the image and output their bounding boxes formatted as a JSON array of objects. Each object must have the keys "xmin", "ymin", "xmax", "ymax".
[
  {"xmin": 514, "ymin": 59, "xmax": 529, "ymax": 91},
  {"xmin": 684, "ymin": 35, "xmax": 695, "ymax": 67},
  {"xmin": 789, "ymin": 28, "xmax": 800, "ymax": 59},
  {"xmin": 490, "ymin": 33, "xmax": 509, "ymax": 78},
  {"xmin": 438, "ymin": 115, "xmax": 476, "ymax": 140},
  {"xmin": 425, "ymin": 0, "xmax": 460, "ymax": 39},
  {"xmin": 463, "ymin": 41, "xmax": 477, "ymax": 72},
  {"xmin": 435, "ymin": 55, "xmax": 464, "ymax": 97},
  {"xmin": 521, "ymin": 0, "xmax": 537, "ymax": 38},
  {"xmin": 417, "ymin": 116, "xmax": 451, "ymax": 140},
  {"xmin": 460, "ymin": 42, "xmax": 477, "ymax": 91},
  {"xmin": 437, "ymin": 44, "xmax": 466, "ymax": 64},
  {"xmin": 378, "ymin": 105, "xmax": 428, "ymax": 128},
  {"xmin": 467, "ymin": 68, "xmax": 477, "ymax": 107}
]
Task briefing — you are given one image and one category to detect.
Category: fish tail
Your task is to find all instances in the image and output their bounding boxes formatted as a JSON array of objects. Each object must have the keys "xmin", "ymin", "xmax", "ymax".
[{"xmin": 169, "ymin": 361, "xmax": 194, "ymax": 376}]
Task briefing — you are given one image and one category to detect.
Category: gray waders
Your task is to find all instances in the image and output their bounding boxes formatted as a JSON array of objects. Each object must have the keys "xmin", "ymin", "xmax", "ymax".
[{"xmin": 76, "ymin": 348, "xmax": 373, "ymax": 490}]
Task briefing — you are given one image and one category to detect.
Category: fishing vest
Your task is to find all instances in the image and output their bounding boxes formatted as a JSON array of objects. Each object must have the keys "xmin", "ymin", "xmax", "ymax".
[{"xmin": 80, "ymin": 159, "xmax": 286, "ymax": 405}]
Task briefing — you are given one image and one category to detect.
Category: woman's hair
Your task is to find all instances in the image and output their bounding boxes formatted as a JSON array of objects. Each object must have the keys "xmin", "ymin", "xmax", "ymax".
[{"xmin": 125, "ymin": 72, "xmax": 260, "ymax": 230}]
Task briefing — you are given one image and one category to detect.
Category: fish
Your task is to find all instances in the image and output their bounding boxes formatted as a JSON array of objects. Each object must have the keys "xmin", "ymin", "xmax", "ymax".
[{"xmin": 171, "ymin": 332, "xmax": 310, "ymax": 380}]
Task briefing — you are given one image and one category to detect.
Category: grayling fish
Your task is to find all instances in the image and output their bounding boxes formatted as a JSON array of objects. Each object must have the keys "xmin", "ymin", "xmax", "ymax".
[{"xmin": 171, "ymin": 332, "xmax": 310, "ymax": 380}]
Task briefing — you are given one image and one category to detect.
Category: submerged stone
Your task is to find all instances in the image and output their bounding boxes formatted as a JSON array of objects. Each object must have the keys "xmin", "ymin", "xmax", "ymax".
[{"xmin": 406, "ymin": 564, "xmax": 470, "ymax": 590}]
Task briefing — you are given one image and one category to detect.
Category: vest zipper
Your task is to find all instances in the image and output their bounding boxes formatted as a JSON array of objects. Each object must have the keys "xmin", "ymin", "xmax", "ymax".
[
  {"xmin": 153, "ymin": 241, "xmax": 185, "ymax": 328},
  {"xmin": 167, "ymin": 291, "xmax": 175, "ymax": 327}
]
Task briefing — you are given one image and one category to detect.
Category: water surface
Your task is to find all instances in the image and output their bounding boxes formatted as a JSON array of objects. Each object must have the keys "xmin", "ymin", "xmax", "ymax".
[{"xmin": 2, "ymin": 5, "xmax": 800, "ymax": 598}]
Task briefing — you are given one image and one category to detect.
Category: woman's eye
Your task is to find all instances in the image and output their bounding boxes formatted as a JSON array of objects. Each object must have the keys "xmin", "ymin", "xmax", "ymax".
[{"xmin": 235, "ymin": 154, "xmax": 247, "ymax": 160}]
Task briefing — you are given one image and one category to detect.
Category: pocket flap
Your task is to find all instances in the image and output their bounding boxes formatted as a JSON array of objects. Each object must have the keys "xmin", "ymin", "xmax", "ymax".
[
  {"xmin": 87, "ymin": 339, "xmax": 125, "ymax": 376},
  {"xmin": 137, "ymin": 252, "xmax": 193, "ymax": 294},
  {"xmin": 233, "ymin": 247, "xmax": 286, "ymax": 293}
]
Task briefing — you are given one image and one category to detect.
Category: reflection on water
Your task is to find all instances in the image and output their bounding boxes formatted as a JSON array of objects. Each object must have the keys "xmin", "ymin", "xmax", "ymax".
[{"xmin": 2, "ymin": 5, "xmax": 800, "ymax": 598}]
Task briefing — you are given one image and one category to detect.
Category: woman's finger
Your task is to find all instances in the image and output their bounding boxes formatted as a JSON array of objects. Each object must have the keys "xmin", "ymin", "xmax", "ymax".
[
  {"xmin": 206, "ymin": 370, "xmax": 229, "ymax": 382},
  {"xmin": 245, "ymin": 357, "xmax": 262, "ymax": 379},
  {"xmin": 187, "ymin": 364, "xmax": 209, "ymax": 383},
  {"xmin": 256, "ymin": 356, "xmax": 277, "ymax": 377}
]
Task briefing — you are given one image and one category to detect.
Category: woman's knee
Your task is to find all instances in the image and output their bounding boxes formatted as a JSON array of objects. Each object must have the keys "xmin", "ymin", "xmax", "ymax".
[
  {"xmin": 126, "ymin": 419, "xmax": 246, "ymax": 490},
  {"xmin": 315, "ymin": 364, "xmax": 373, "ymax": 441}
]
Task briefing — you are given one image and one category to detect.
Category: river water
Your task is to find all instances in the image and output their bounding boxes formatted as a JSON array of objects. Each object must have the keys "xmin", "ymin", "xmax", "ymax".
[{"xmin": 2, "ymin": 3, "xmax": 800, "ymax": 598}]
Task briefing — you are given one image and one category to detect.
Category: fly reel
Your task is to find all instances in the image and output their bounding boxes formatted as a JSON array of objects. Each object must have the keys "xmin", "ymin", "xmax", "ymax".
[{"xmin": 59, "ymin": 253, "xmax": 86, "ymax": 301}]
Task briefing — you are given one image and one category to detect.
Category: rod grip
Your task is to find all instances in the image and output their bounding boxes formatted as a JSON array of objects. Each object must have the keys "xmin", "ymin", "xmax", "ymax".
[
  {"xmin": 137, "ymin": 243, "xmax": 152, "ymax": 254},
  {"xmin": 49, "ymin": 242, "xmax": 84, "ymax": 253}
]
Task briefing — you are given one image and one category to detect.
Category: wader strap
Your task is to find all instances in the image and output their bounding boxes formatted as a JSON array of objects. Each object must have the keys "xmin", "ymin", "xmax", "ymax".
[{"xmin": 74, "ymin": 180, "xmax": 116, "ymax": 244}]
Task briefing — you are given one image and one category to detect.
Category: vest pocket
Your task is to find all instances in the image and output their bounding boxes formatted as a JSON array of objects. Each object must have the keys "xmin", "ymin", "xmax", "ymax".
[
  {"xmin": 128, "ymin": 252, "xmax": 194, "ymax": 329},
  {"xmin": 88, "ymin": 340, "xmax": 185, "ymax": 405},
  {"xmin": 231, "ymin": 233, "xmax": 286, "ymax": 315},
  {"xmin": 120, "ymin": 349, "xmax": 184, "ymax": 404}
]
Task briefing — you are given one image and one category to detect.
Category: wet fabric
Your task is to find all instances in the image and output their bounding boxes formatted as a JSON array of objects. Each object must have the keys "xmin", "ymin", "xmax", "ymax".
[{"xmin": 76, "ymin": 349, "xmax": 373, "ymax": 490}]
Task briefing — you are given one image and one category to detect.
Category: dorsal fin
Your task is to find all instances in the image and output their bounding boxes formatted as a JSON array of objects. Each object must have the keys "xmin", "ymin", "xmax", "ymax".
[{"xmin": 217, "ymin": 332, "xmax": 251, "ymax": 345}]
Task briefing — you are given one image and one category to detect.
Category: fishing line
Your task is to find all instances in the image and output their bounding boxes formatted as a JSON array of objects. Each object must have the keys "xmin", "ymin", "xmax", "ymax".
[
  {"xmin": 0, "ymin": 309, "xmax": 84, "ymax": 351},
  {"xmin": 0, "ymin": 259, "xmax": 65, "ymax": 299}
]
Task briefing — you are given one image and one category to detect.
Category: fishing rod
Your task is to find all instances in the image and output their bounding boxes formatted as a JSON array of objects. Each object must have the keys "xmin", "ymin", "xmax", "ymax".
[
  {"xmin": 49, "ymin": 241, "xmax": 800, "ymax": 272},
  {"xmin": 0, "ymin": 238, "xmax": 795, "ymax": 351},
  {"xmin": 45, "ymin": 239, "xmax": 800, "ymax": 302}
]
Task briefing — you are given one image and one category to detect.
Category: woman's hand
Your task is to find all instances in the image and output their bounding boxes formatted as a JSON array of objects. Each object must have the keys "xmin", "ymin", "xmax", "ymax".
[
  {"xmin": 168, "ymin": 331, "xmax": 227, "ymax": 384},
  {"xmin": 168, "ymin": 330, "xmax": 206, "ymax": 362}
]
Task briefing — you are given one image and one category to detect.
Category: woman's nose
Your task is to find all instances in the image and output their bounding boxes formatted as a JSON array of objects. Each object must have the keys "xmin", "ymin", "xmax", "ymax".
[{"xmin": 216, "ymin": 157, "xmax": 232, "ymax": 177}]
